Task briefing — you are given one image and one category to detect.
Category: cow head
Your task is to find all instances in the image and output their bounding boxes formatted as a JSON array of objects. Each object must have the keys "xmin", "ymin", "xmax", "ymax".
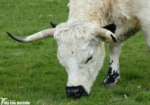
[{"xmin": 7, "ymin": 20, "xmax": 116, "ymax": 99}]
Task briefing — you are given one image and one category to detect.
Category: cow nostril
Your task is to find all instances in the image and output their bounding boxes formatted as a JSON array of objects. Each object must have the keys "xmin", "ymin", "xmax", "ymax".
[
  {"xmin": 66, "ymin": 85, "xmax": 88, "ymax": 99},
  {"xmin": 66, "ymin": 86, "xmax": 80, "ymax": 99}
]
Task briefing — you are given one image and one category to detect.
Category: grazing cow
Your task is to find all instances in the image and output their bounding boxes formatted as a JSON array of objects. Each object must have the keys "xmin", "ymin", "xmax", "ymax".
[{"xmin": 7, "ymin": 0, "xmax": 150, "ymax": 99}]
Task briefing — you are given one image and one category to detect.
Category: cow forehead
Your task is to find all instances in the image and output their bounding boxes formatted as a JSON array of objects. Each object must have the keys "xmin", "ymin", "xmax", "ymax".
[
  {"xmin": 54, "ymin": 21, "xmax": 99, "ymax": 43},
  {"xmin": 57, "ymin": 39, "xmax": 94, "ymax": 59},
  {"xmin": 56, "ymin": 34, "xmax": 99, "ymax": 60}
]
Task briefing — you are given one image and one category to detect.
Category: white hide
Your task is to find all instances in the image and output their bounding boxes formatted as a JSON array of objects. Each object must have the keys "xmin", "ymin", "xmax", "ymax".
[{"xmin": 53, "ymin": 0, "xmax": 150, "ymax": 93}]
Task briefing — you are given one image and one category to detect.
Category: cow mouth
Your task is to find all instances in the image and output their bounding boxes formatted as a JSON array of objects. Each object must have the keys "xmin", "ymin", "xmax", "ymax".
[{"xmin": 66, "ymin": 85, "xmax": 89, "ymax": 99}]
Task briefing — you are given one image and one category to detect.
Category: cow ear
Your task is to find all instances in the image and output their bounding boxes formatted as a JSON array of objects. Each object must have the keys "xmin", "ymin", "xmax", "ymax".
[
  {"xmin": 102, "ymin": 24, "xmax": 116, "ymax": 33},
  {"xmin": 50, "ymin": 22, "xmax": 57, "ymax": 28}
]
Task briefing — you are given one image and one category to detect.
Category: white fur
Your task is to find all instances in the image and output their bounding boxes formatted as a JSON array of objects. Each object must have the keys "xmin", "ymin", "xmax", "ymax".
[{"xmin": 53, "ymin": 0, "xmax": 150, "ymax": 93}]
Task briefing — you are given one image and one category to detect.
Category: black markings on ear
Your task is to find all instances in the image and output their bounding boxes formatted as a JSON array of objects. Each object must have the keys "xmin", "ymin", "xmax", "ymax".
[
  {"xmin": 50, "ymin": 22, "xmax": 57, "ymax": 28},
  {"xmin": 110, "ymin": 34, "xmax": 117, "ymax": 42},
  {"xmin": 102, "ymin": 24, "xmax": 116, "ymax": 33}
]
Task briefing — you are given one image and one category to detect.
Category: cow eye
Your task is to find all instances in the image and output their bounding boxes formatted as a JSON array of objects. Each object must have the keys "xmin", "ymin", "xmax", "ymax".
[{"xmin": 85, "ymin": 56, "xmax": 93, "ymax": 64}]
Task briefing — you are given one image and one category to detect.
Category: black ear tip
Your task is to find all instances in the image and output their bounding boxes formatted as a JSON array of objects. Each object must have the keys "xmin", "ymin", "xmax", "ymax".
[
  {"xmin": 111, "ymin": 24, "xmax": 116, "ymax": 27},
  {"xmin": 50, "ymin": 22, "xmax": 53, "ymax": 25},
  {"xmin": 50, "ymin": 22, "xmax": 57, "ymax": 28},
  {"xmin": 102, "ymin": 24, "xmax": 116, "ymax": 33},
  {"xmin": 108, "ymin": 24, "xmax": 116, "ymax": 29},
  {"xmin": 111, "ymin": 24, "xmax": 116, "ymax": 31}
]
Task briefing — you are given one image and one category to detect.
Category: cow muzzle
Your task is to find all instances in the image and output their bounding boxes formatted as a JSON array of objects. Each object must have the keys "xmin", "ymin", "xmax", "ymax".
[{"xmin": 66, "ymin": 85, "xmax": 88, "ymax": 99}]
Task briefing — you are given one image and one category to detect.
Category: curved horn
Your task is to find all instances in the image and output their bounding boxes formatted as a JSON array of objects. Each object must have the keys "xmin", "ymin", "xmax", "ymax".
[
  {"xmin": 94, "ymin": 28, "xmax": 117, "ymax": 43},
  {"xmin": 7, "ymin": 28, "xmax": 55, "ymax": 42}
]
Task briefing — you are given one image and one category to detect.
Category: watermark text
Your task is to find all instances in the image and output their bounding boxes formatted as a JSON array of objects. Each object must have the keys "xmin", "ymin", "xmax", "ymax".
[{"xmin": 1, "ymin": 97, "xmax": 30, "ymax": 105}]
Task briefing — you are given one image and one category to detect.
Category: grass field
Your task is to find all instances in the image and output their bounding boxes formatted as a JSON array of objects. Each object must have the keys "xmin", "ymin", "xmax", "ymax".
[{"xmin": 1, "ymin": 0, "xmax": 150, "ymax": 105}]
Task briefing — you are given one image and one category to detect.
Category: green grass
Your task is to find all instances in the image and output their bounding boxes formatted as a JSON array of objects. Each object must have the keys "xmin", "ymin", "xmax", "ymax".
[{"xmin": 1, "ymin": 0, "xmax": 150, "ymax": 105}]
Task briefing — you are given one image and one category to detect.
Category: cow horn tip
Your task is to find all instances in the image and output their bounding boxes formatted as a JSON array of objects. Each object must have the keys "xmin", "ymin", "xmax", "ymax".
[
  {"xmin": 7, "ymin": 32, "xmax": 13, "ymax": 37},
  {"xmin": 7, "ymin": 32, "xmax": 26, "ymax": 42}
]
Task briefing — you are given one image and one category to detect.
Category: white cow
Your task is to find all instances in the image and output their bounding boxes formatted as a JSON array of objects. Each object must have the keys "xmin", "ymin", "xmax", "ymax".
[{"xmin": 7, "ymin": 0, "xmax": 150, "ymax": 99}]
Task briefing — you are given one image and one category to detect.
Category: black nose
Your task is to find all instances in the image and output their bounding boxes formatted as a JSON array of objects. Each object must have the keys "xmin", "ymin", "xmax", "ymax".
[{"xmin": 66, "ymin": 85, "xmax": 88, "ymax": 99}]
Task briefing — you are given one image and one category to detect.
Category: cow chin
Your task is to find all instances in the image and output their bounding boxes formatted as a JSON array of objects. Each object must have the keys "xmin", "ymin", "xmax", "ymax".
[{"xmin": 65, "ymin": 59, "xmax": 104, "ymax": 99}]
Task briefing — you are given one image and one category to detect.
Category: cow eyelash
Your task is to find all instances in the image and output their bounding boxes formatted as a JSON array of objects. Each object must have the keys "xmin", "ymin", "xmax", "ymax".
[{"xmin": 85, "ymin": 56, "xmax": 93, "ymax": 64}]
